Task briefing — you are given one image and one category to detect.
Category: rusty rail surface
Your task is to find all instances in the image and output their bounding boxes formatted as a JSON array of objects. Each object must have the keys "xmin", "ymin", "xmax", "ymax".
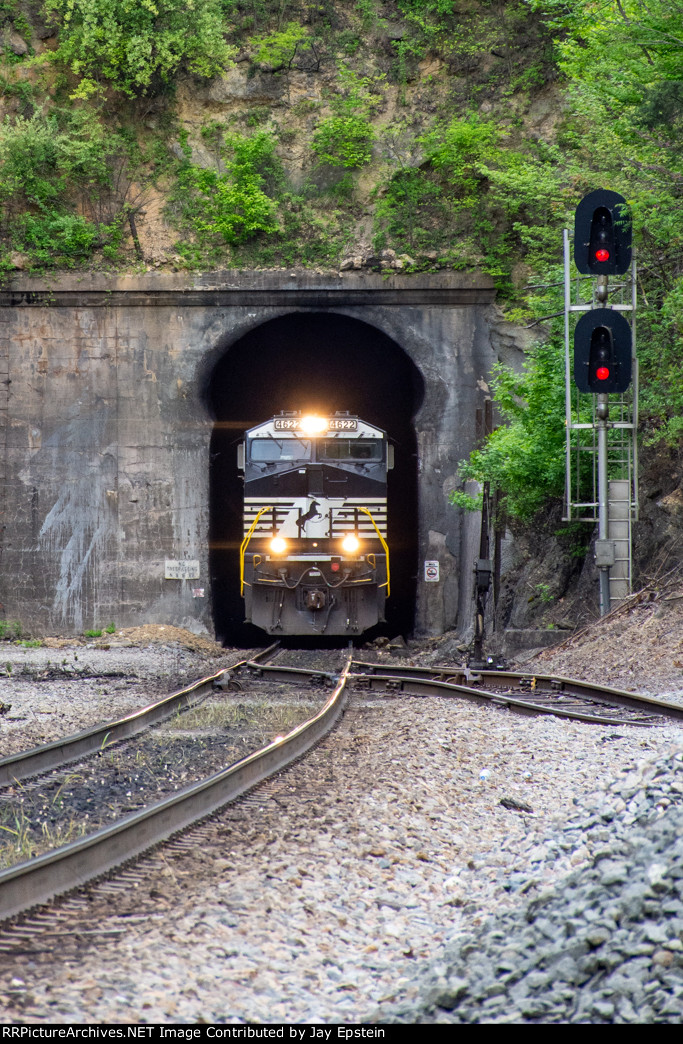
[{"xmin": 351, "ymin": 660, "xmax": 683, "ymax": 726}]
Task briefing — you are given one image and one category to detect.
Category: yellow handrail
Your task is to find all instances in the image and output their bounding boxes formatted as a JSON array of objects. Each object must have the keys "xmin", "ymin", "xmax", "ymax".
[
  {"xmin": 240, "ymin": 506, "xmax": 273, "ymax": 595},
  {"xmin": 357, "ymin": 507, "xmax": 390, "ymax": 596}
]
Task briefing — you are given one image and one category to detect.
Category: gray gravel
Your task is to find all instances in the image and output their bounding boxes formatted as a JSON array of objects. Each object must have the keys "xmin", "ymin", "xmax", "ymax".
[
  {"xmin": 377, "ymin": 747, "xmax": 683, "ymax": 1023},
  {"xmin": 0, "ymin": 641, "xmax": 245, "ymax": 757},
  {"xmin": 1, "ymin": 638, "xmax": 683, "ymax": 1023}
]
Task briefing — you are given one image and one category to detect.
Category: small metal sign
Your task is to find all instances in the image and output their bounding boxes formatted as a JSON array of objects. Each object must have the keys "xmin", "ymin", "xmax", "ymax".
[
  {"xmin": 165, "ymin": 560, "xmax": 200, "ymax": 580},
  {"xmin": 424, "ymin": 560, "xmax": 440, "ymax": 582}
]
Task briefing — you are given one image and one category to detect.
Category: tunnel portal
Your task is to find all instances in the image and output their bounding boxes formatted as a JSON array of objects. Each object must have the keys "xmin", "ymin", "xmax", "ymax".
[
  {"xmin": 206, "ymin": 312, "xmax": 425, "ymax": 643},
  {"xmin": 0, "ymin": 269, "xmax": 499, "ymax": 639}
]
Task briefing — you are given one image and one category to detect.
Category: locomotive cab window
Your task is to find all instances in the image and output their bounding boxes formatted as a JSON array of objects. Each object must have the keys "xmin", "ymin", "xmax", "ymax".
[
  {"xmin": 249, "ymin": 437, "xmax": 312, "ymax": 462},
  {"xmin": 317, "ymin": 439, "xmax": 383, "ymax": 462}
]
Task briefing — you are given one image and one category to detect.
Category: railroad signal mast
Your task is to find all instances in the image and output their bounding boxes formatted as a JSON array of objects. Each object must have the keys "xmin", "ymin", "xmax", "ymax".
[{"xmin": 564, "ymin": 190, "xmax": 637, "ymax": 617}]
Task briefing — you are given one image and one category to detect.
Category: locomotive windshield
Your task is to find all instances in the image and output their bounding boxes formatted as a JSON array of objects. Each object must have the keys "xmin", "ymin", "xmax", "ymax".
[
  {"xmin": 249, "ymin": 437, "xmax": 311, "ymax": 462},
  {"xmin": 317, "ymin": 439, "xmax": 383, "ymax": 461}
]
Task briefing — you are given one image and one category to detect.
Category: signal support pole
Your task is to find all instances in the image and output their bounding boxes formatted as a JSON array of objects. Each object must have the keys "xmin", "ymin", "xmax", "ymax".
[
  {"xmin": 596, "ymin": 269, "xmax": 611, "ymax": 617},
  {"xmin": 596, "ymin": 393, "xmax": 611, "ymax": 617}
]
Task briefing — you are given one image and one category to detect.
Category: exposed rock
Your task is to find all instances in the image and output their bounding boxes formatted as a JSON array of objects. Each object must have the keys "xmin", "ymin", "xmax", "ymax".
[
  {"xmin": 2, "ymin": 29, "xmax": 28, "ymax": 56},
  {"xmin": 9, "ymin": 252, "xmax": 29, "ymax": 270}
]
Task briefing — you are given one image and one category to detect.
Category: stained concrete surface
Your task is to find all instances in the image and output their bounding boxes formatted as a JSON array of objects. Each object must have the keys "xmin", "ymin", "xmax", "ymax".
[{"xmin": 0, "ymin": 269, "xmax": 524, "ymax": 641}]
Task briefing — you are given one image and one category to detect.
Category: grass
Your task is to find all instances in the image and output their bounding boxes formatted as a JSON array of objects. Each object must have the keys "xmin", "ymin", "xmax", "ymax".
[
  {"xmin": 0, "ymin": 806, "xmax": 89, "ymax": 870},
  {"xmin": 167, "ymin": 697, "xmax": 313, "ymax": 735}
]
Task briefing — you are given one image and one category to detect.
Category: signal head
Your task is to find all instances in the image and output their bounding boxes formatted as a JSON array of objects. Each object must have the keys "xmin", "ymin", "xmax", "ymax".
[
  {"xmin": 573, "ymin": 309, "xmax": 632, "ymax": 395},
  {"xmin": 574, "ymin": 190, "xmax": 632, "ymax": 276}
]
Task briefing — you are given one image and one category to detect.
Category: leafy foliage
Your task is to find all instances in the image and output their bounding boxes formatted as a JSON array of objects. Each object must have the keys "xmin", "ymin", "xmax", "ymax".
[
  {"xmin": 375, "ymin": 113, "xmax": 573, "ymax": 286},
  {"xmin": 312, "ymin": 114, "xmax": 375, "ymax": 169},
  {"xmin": 249, "ymin": 21, "xmax": 311, "ymax": 70},
  {"xmin": 0, "ymin": 109, "xmax": 119, "ymax": 265},
  {"xmin": 311, "ymin": 65, "xmax": 383, "ymax": 172},
  {"xmin": 448, "ymin": 0, "xmax": 683, "ymax": 519},
  {"xmin": 169, "ymin": 128, "xmax": 281, "ymax": 252},
  {"xmin": 449, "ymin": 340, "xmax": 568, "ymax": 521},
  {"xmin": 44, "ymin": 0, "xmax": 234, "ymax": 97},
  {"xmin": 0, "ymin": 106, "xmax": 171, "ymax": 268}
]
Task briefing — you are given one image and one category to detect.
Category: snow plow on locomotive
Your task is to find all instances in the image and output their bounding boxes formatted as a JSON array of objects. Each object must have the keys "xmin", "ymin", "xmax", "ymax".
[{"xmin": 238, "ymin": 412, "xmax": 392, "ymax": 635}]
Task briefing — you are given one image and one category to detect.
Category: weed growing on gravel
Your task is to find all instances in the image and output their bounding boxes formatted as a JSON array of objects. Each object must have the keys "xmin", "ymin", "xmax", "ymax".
[
  {"xmin": 169, "ymin": 698, "xmax": 315, "ymax": 735},
  {"xmin": 52, "ymin": 773, "xmax": 85, "ymax": 809},
  {"xmin": 0, "ymin": 812, "xmax": 33, "ymax": 867},
  {"xmin": 0, "ymin": 773, "xmax": 95, "ymax": 869}
]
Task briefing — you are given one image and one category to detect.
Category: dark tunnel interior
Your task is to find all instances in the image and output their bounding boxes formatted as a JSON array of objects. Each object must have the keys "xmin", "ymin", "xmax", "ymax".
[{"xmin": 205, "ymin": 312, "xmax": 425, "ymax": 645}]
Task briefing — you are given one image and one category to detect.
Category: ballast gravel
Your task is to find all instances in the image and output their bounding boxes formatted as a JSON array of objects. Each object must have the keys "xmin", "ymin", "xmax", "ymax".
[
  {"xmin": 0, "ymin": 638, "xmax": 682, "ymax": 1023},
  {"xmin": 377, "ymin": 748, "xmax": 683, "ymax": 1023}
]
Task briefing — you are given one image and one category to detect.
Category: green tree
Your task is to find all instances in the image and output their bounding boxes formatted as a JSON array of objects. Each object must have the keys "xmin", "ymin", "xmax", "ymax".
[
  {"xmin": 170, "ymin": 129, "xmax": 281, "ymax": 250},
  {"xmin": 450, "ymin": 1, "xmax": 683, "ymax": 520},
  {"xmin": 249, "ymin": 22, "xmax": 312, "ymax": 71},
  {"xmin": 450, "ymin": 338, "xmax": 568, "ymax": 521},
  {"xmin": 44, "ymin": 0, "xmax": 234, "ymax": 97}
]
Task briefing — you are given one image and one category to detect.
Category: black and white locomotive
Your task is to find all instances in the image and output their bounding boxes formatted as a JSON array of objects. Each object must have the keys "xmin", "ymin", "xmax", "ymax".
[{"xmin": 238, "ymin": 411, "xmax": 392, "ymax": 635}]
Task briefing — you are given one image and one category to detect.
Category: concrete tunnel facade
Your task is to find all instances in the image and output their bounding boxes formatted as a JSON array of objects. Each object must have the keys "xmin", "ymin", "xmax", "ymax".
[{"xmin": 0, "ymin": 268, "xmax": 510, "ymax": 640}]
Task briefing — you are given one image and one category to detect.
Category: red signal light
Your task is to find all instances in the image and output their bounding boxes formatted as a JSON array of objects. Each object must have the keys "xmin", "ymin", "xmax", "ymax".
[
  {"xmin": 596, "ymin": 366, "xmax": 610, "ymax": 381},
  {"xmin": 595, "ymin": 247, "xmax": 610, "ymax": 262}
]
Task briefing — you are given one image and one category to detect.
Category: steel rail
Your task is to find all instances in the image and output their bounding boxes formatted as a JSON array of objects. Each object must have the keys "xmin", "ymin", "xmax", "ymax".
[
  {"xmin": 351, "ymin": 661, "xmax": 683, "ymax": 724},
  {"xmin": 236, "ymin": 661, "xmax": 344, "ymax": 687},
  {"xmin": 0, "ymin": 643, "xmax": 280, "ymax": 788},
  {"xmin": 0, "ymin": 654, "xmax": 352, "ymax": 922}
]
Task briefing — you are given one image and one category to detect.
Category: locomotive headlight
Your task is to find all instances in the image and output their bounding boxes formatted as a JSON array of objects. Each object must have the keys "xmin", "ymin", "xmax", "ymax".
[
  {"xmin": 341, "ymin": 533, "xmax": 360, "ymax": 554},
  {"xmin": 270, "ymin": 536, "xmax": 287, "ymax": 554},
  {"xmin": 300, "ymin": 414, "xmax": 328, "ymax": 435}
]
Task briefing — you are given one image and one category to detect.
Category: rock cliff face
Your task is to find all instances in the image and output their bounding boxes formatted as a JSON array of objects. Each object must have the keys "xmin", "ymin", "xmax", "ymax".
[
  {"xmin": 480, "ymin": 444, "xmax": 683, "ymax": 659},
  {"xmin": 0, "ymin": 1, "xmax": 562, "ymax": 275}
]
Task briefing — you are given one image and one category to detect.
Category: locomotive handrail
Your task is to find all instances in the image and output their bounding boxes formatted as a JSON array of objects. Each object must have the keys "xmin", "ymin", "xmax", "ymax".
[
  {"xmin": 357, "ymin": 507, "xmax": 390, "ymax": 596},
  {"xmin": 240, "ymin": 505, "xmax": 273, "ymax": 594}
]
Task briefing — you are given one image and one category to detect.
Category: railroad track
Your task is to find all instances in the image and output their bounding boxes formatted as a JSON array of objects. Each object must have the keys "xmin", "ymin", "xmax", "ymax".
[
  {"xmin": 1, "ymin": 650, "xmax": 681, "ymax": 925},
  {"xmin": 350, "ymin": 661, "xmax": 683, "ymax": 727},
  {"xmin": 0, "ymin": 647, "xmax": 352, "ymax": 922},
  {"xmin": 0, "ymin": 643, "xmax": 280, "ymax": 788}
]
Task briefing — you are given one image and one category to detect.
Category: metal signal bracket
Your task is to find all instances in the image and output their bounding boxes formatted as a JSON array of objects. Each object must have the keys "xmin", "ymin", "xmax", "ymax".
[{"xmin": 563, "ymin": 228, "xmax": 638, "ymax": 615}]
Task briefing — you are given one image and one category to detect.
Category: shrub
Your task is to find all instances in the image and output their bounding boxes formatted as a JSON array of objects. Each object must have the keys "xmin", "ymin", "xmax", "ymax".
[
  {"xmin": 44, "ymin": 0, "xmax": 234, "ymax": 97},
  {"xmin": 249, "ymin": 22, "xmax": 310, "ymax": 71},
  {"xmin": 170, "ymin": 129, "xmax": 281, "ymax": 248},
  {"xmin": 311, "ymin": 114, "xmax": 375, "ymax": 169},
  {"xmin": 449, "ymin": 339, "xmax": 568, "ymax": 522},
  {"xmin": 0, "ymin": 109, "xmax": 125, "ymax": 266},
  {"xmin": 15, "ymin": 212, "xmax": 99, "ymax": 265}
]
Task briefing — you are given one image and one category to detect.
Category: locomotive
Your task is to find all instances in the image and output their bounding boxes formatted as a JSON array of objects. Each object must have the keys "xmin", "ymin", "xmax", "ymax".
[{"xmin": 238, "ymin": 411, "xmax": 392, "ymax": 635}]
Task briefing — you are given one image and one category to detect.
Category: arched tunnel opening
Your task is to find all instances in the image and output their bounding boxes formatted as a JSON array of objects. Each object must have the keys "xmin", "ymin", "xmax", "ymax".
[{"xmin": 205, "ymin": 312, "xmax": 425, "ymax": 645}]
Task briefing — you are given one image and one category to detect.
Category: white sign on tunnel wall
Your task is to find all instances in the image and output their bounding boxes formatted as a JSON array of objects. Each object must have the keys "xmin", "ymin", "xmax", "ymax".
[
  {"xmin": 165, "ymin": 560, "xmax": 200, "ymax": 580},
  {"xmin": 424, "ymin": 560, "xmax": 440, "ymax": 582}
]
